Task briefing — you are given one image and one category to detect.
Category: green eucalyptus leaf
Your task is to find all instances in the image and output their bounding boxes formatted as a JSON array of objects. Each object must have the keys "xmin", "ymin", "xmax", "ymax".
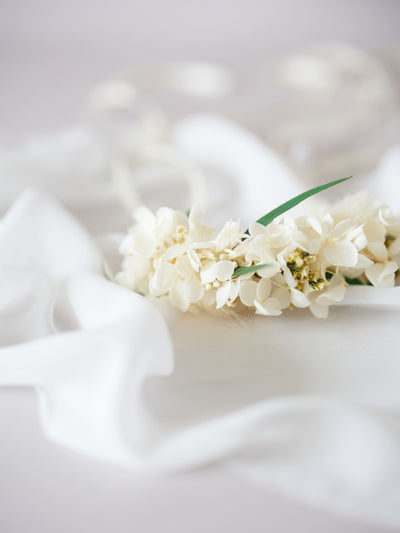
[
  {"xmin": 233, "ymin": 264, "xmax": 269, "ymax": 277},
  {"xmin": 250, "ymin": 176, "xmax": 352, "ymax": 230}
]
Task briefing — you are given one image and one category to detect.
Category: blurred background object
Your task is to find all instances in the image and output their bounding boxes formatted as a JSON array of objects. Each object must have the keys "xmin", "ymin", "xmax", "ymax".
[{"xmin": 1, "ymin": 0, "xmax": 400, "ymax": 222}]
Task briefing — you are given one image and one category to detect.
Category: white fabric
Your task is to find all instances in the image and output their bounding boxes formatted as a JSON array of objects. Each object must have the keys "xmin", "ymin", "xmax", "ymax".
[{"xmin": 1, "ymin": 116, "xmax": 400, "ymax": 529}]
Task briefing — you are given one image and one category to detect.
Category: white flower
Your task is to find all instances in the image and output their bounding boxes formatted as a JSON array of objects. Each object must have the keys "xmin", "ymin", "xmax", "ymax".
[
  {"xmin": 215, "ymin": 219, "xmax": 246, "ymax": 253},
  {"xmin": 117, "ymin": 193, "xmax": 400, "ymax": 318},
  {"xmin": 239, "ymin": 278, "xmax": 290, "ymax": 316},
  {"xmin": 309, "ymin": 274, "xmax": 346, "ymax": 318},
  {"xmin": 365, "ymin": 261, "xmax": 398, "ymax": 288},
  {"xmin": 310, "ymin": 215, "xmax": 362, "ymax": 268},
  {"xmin": 200, "ymin": 259, "xmax": 238, "ymax": 309},
  {"xmin": 200, "ymin": 260, "xmax": 235, "ymax": 284}
]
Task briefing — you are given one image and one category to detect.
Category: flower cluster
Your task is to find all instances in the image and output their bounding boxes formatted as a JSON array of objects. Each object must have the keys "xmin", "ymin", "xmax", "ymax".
[{"xmin": 116, "ymin": 193, "xmax": 400, "ymax": 318}]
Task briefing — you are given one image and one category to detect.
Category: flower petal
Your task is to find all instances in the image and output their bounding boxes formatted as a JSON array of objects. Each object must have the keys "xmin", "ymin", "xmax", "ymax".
[
  {"xmin": 254, "ymin": 298, "xmax": 282, "ymax": 316},
  {"xmin": 272, "ymin": 287, "xmax": 291, "ymax": 309},
  {"xmin": 216, "ymin": 281, "xmax": 232, "ymax": 309},
  {"xmin": 330, "ymin": 219, "xmax": 357, "ymax": 240},
  {"xmin": 169, "ymin": 278, "xmax": 189, "ymax": 311},
  {"xmin": 215, "ymin": 260, "xmax": 235, "ymax": 282},
  {"xmin": 184, "ymin": 278, "xmax": 204, "ymax": 303},
  {"xmin": 355, "ymin": 253, "xmax": 373, "ymax": 269},
  {"xmin": 257, "ymin": 261, "xmax": 281, "ymax": 278},
  {"xmin": 290, "ymin": 288, "xmax": 309, "ymax": 308},
  {"xmin": 200, "ymin": 261, "xmax": 217, "ymax": 283},
  {"xmin": 316, "ymin": 275, "xmax": 346, "ymax": 304},
  {"xmin": 187, "ymin": 248, "xmax": 201, "ymax": 271},
  {"xmin": 161, "ymin": 243, "xmax": 185, "ymax": 261},
  {"xmin": 364, "ymin": 219, "xmax": 385, "ymax": 242},
  {"xmin": 175, "ymin": 254, "xmax": 195, "ymax": 278},
  {"xmin": 150, "ymin": 262, "xmax": 176, "ymax": 295},
  {"xmin": 310, "ymin": 302, "xmax": 329, "ymax": 319},
  {"xmin": 324, "ymin": 240, "xmax": 358, "ymax": 267},
  {"xmin": 239, "ymin": 280, "xmax": 258, "ymax": 306},
  {"xmin": 367, "ymin": 242, "xmax": 388, "ymax": 262},
  {"xmin": 365, "ymin": 261, "xmax": 397, "ymax": 288},
  {"xmin": 256, "ymin": 278, "xmax": 272, "ymax": 302}
]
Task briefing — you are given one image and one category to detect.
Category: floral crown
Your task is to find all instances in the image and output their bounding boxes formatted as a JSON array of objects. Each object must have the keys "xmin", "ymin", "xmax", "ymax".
[{"xmin": 115, "ymin": 177, "xmax": 400, "ymax": 318}]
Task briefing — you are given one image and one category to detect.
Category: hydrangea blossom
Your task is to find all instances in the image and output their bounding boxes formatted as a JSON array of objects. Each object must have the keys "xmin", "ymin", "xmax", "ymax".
[{"xmin": 116, "ymin": 193, "xmax": 400, "ymax": 318}]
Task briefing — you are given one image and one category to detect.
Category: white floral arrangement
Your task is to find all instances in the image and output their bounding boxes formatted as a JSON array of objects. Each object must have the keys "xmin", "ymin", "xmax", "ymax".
[{"xmin": 116, "ymin": 178, "xmax": 400, "ymax": 318}]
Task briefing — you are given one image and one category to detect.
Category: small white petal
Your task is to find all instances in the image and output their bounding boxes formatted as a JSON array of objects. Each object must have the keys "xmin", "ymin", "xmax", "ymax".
[
  {"xmin": 367, "ymin": 242, "xmax": 388, "ymax": 261},
  {"xmin": 239, "ymin": 280, "xmax": 258, "ymax": 306},
  {"xmin": 216, "ymin": 281, "xmax": 231, "ymax": 309},
  {"xmin": 310, "ymin": 302, "xmax": 329, "ymax": 319},
  {"xmin": 187, "ymin": 248, "xmax": 201, "ymax": 271},
  {"xmin": 307, "ymin": 216, "xmax": 323, "ymax": 235},
  {"xmin": 256, "ymin": 278, "xmax": 272, "ymax": 302},
  {"xmin": 214, "ymin": 260, "xmax": 235, "ymax": 282},
  {"xmin": 330, "ymin": 219, "xmax": 357, "ymax": 240},
  {"xmin": 254, "ymin": 298, "xmax": 282, "ymax": 316},
  {"xmin": 324, "ymin": 240, "xmax": 358, "ymax": 267},
  {"xmin": 265, "ymin": 224, "xmax": 292, "ymax": 248},
  {"xmin": 248, "ymin": 221, "xmax": 266, "ymax": 236},
  {"xmin": 364, "ymin": 219, "xmax": 385, "ymax": 242},
  {"xmin": 290, "ymin": 288, "xmax": 309, "ymax": 308},
  {"xmin": 365, "ymin": 261, "xmax": 397, "ymax": 288},
  {"xmin": 202, "ymin": 288, "xmax": 217, "ymax": 307},
  {"xmin": 150, "ymin": 262, "xmax": 176, "ymax": 295},
  {"xmin": 309, "ymin": 238, "xmax": 321, "ymax": 255},
  {"xmin": 257, "ymin": 262, "xmax": 281, "ymax": 278},
  {"xmin": 280, "ymin": 264, "xmax": 297, "ymax": 288},
  {"xmin": 248, "ymin": 236, "xmax": 274, "ymax": 261},
  {"xmin": 353, "ymin": 231, "xmax": 368, "ymax": 250},
  {"xmin": 228, "ymin": 280, "xmax": 240, "ymax": 302},
  {"xmin": 355, "ymin": 253, "xmax": 373, "ymax": 269},
  {"xmin": 183, "ymin": 278, "xmax": 204, "ymax": 303},
  {"xmin": 271, "ymin": 272, "xmax": 288, "ymax": 289},
  {"xmin": 316, "ymin": 275, "xmax": 346, "ymax": 304},
  {"xmin": 161, "ymin": 243, "xmax": 185, "ymax": 261},
  {"xmin": 200, "ymin": 261, "xmax": 218, "ymax": 283},
  {"xmin": 175, "ymin": 255, "xmax": 195, "ymax": 278},
  {"xmin": 169, "ymin": 279, "xmax": 189, "ymax": 311},
  {"xmin": 272, "ymin": 287, "xmax": 291, "ymax": 309}
]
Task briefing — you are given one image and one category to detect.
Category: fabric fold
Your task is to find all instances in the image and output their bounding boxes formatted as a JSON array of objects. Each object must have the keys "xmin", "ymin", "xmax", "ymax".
[{"xmin": 1, "ymin": 189, "xmax": 400, "ymax": 529}]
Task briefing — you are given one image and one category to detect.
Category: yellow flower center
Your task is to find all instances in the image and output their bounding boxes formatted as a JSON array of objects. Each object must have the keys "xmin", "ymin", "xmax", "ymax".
[{"xmin": 286, "ymin": 248, "xmax": 326, "ymax": 292}]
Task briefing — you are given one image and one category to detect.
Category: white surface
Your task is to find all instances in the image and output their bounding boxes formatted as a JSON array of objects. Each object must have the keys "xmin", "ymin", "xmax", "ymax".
[
  {"xmin": 0, "ymin": 390, "xmax": 386, "ymax": 533},
  {"xmin": 1, "ymin": 0, "xmax": 400, "ymax": 136}
]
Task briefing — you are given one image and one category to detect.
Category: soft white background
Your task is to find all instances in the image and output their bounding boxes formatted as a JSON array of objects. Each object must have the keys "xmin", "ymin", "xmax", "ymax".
[{"xmin": 1, "ymin": 1, "xmax": 399, "ymax": 532}]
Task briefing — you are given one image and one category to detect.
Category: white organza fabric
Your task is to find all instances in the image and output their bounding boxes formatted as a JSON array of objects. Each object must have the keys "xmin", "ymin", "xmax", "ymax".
[{"xmin": 1, "ymin": 116, "xmax": 400, "ymax": 529}]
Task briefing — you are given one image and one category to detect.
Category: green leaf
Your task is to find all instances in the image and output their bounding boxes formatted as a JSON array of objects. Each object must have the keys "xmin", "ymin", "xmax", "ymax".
[
  {"xmin": 233, "ymin": 264, "xmax": 269, "ymax": 277},
  {"xmin": 251, "ymin": 176, "xmax": 352, "ymax": 230},
  {"xmin": 325, "ymin": 271, "xmax": 372, "ymax": 286},
  {"xmin": 344, "ymin": 276, "xmax": 372, "ymax": 286},
  {"xmin": 101, "ymin": 262, "xmax": 112, "ymax": 281}
]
